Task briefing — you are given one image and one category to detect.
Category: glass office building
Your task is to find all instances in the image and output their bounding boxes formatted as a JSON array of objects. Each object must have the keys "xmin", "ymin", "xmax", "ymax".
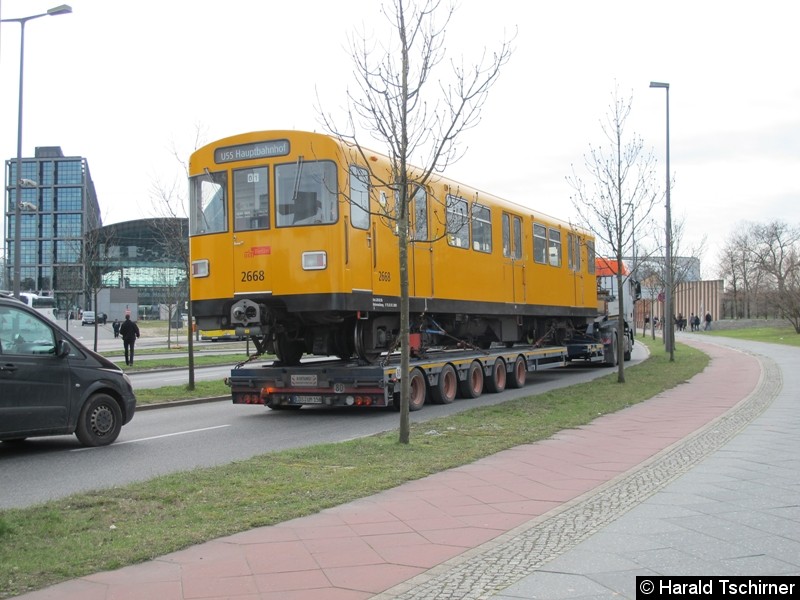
[
  {"xmin": 97, "ymin": 218, "xmax": 189, "ymax": 317},
  {"xmin": 4, "ymin": 147, "xmax": 100, "ymax": 310},
  {"xmin": 4, "ymin": 147, "xmax": 187, "ymax": 315}
]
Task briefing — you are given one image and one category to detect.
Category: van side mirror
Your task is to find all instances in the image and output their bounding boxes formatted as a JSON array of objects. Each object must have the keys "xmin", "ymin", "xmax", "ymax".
[{"xmin": 57, "ymin": 339, "xmax": 72, "ymax": 358}]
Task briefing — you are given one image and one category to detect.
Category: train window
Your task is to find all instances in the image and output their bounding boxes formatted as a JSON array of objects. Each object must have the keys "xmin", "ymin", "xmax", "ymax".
[
  {"xmin": 567, "ymin": 233, "xmax": 581, "ymax": 272},
  {"xmin": 586, "ymin": 240, "xmax": 596, "ymax": 273},
  {"xmin": 502, "ymin": 214, "xmax": 522, "ymax": 259},
  {"xmin": 548, "ymin": 228, "xmax": 562, "ymax": 267},
  {"xmin": 533, "ymin": 223, "xmax": 547, "ymax": 263},
  {"xmin": 189, "ymin": 170, "xmax": 228, "ymax": 236},
  {"xmin": 233, "ymin": 167, "xmax": 270, "ymax": 231},
  {"xmin": 413, "ymin": 185, "xmax": 427, "ymax": 241},
  {"xmin": 446, "ymin": 195, "xmax": 469, "ymax": 249},
  {"xmin": 471, "ymin": 204, "xmax": 491, "ymax": 253},
  {"xmin": 275, "ymin": 160, "xmax": 338, "ymax": 227},
  {"xmin": 349, "ymin": 166, "xmax": 370, "ymax": 230},
  {"xmin": 502, "ymin": 214, "xmax": 510, "ymax": 257},
  {"xmin": 350, "ymin": 165, "xmax": 369, "ymax": 229},
  {"xmin": 513, "ymin": 216, "xmax": 522, "ymax": 259}
]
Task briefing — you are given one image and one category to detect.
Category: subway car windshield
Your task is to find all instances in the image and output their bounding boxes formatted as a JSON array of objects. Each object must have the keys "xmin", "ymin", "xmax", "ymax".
[{"xmin": 189, "ymin": 170, "xmax": 228, "ymax": 235}]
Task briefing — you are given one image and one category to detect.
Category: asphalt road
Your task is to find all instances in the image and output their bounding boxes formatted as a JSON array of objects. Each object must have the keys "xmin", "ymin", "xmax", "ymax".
[{"xmin": 0, "ymin": 341, "xmax": 646, "ymax": 510}]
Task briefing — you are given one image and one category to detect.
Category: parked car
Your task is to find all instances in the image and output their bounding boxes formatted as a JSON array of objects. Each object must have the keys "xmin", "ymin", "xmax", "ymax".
[
  {"xmin": 81, "ymin": 310, "xmax": 96, "ymax": 325},
  {"xmin": 0, "ymin": 296, "xmax": 136, "ymax": 446}
]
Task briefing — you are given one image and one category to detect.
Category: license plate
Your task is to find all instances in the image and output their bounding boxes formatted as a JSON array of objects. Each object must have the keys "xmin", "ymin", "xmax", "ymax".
[
  {"xmin": 291, "ymin": 374, "xmax": 318, "ymax": 386},
  {"xmin": 296, "ymin": 395, "xmax": 323, "ymax": 404}
]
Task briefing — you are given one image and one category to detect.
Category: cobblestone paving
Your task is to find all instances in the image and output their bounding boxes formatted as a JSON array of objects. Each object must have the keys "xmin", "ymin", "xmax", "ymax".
[{"xmin": 379, "ymin": 355, "xmax": 781, "ymax": 600}]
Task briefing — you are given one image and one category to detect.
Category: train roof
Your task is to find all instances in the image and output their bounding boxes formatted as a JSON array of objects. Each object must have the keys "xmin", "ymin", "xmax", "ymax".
[{"xmin": 194, "ymin": 129, "xmax": 592, "ymax": 235}]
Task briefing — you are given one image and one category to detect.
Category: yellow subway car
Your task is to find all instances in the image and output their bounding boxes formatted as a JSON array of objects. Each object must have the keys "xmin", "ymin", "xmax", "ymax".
[{"xmin": 189, "ymin": 130, "xmax": 597, "ymax": 365}]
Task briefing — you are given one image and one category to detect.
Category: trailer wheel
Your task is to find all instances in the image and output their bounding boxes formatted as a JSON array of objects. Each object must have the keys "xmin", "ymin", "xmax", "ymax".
[
  {"xmin": 430, "ymin": 364, "xmax": 457, "ymax": 404},
  {"xmin": 408, "ymin": 368, "xmax": 427, "ymax": 411},
  {"xmin": 507, "ymin": 355, "xmax": 527, "ymax": 389},
  {"xmin": 458, "ymin": 360, "xmax": 484, "ymax": 399},
  {"xmin": 484, "ymin": 357, "xmax": 507, "ymax": 393}
]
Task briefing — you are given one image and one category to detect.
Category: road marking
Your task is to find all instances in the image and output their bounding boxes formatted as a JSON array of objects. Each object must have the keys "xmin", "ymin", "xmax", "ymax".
[{"xmin": 71, "ymin": 425, "xmax": 231, "ymax": 451}]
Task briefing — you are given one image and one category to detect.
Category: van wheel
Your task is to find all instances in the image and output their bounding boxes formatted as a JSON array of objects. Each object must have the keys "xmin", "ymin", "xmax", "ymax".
[{"xmin": 76, "ymin": 394, "xmax": 123, "ymax": 447}]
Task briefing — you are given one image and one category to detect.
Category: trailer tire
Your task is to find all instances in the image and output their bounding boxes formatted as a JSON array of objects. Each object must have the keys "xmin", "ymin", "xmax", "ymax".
[
  {"xmin": 408, "ymin": 368, "xmax": 427, "ymax": 411},
  {"xmin": 485, "ymin": 357, "xmax": 507, "ymax": 393},
  {"xmin": 430, "ymin": 364, "xmax": 457, "ymax": 404},
  {"xmin": 458, "ymin": 360, "xmax": 484, "ymax": 399},
  {"xmin": 507, "ymin": 355, "xmax": 527, "ymax": 389}
]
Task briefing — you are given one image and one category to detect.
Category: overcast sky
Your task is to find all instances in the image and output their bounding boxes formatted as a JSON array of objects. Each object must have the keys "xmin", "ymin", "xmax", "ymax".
[{"xmin": 1, "ymin": 0, "xmax": 797, "ymax": 277}]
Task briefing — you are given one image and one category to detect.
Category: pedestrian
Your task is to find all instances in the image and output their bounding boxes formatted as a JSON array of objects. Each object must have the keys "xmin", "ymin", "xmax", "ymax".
[
  {"xmin": 704, "ymin": 312, "xmax": 712, "ymax": 331},
  {"xmin": 119, "ymin": 314, "xmax": 140, "ymax": 366},
  {"xmin": 112, "ymin": 318, "xmax": 121, "ymax": 338}
]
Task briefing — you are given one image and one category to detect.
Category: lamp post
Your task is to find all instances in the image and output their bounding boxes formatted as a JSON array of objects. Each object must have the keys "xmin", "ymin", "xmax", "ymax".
[
  {"xmin": 2, "ymin": 4, "xmax": 72, "ymax": 299},
  {"xmin": 649, "ymin": 81, "xmax": 674, "ymax": 361}
]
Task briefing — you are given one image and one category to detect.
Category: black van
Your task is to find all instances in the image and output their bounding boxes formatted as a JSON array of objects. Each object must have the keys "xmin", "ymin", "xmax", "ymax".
[{"xmin": 0, "ymin": 295, "xmax": 136, "ymax": 446}]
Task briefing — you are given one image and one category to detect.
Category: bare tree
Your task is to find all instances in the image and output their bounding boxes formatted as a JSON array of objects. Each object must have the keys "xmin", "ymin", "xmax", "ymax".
[
  {"xmin": 319, "ymin": 0, "xmax": 512, "ymax": 443},
  {"xmin": 150, "ymin": 174, "xmax": 195, "ymax": 388},
  {"xmin": 748, "ymin": 220, "xmax": 800, "ymax": 332},
  {"xmin": 717, "ymin": 224, "xmax": 759, "ymax": 319},
  {"xmin": 567, "ymin": 87, "xmax": 659, "ymax": 381}
]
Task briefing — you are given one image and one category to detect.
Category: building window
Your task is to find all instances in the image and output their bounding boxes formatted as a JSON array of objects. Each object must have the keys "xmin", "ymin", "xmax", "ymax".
[{"xmin": 56, "ymin": 160, "xmax": 83, "ymax": 185}]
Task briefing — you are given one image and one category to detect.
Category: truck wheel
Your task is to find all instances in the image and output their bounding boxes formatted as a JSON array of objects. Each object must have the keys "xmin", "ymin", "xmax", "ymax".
[
  {"xmin": 458, "ymin": 360, "xmax": 484, "ymax": 399},
  {"xmin": 605, "ymin": 335, "xmax": 618, "ymax": 367},
  {"xmin": 431, "ymin": 364, "xmax": 457, "ymax": 404},
  {"xmin": 75, "ymin": 394, "xmax": 123, "ymax": 447},
  {"xmin": 484, "ymin": 357, "xmax": 507, "ymax": 393},
  {"xmin": 507, "ymin": 355, "xmax": 527, "ymax": 389},
  {"xmin": 624, "ymin": 332, "xmax": 633, "ymax": 361}
]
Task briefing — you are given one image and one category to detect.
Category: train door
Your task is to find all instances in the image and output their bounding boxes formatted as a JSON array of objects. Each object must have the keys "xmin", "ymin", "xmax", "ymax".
[
  {"xmin": 370, "ymin": 188, "xmax": 401, "ymax": 304},
  {"xmin": 502, "ymin": 213, "xmax": 526, "ymax": 304},
  {"xmin": 231, "ymin": 166, "xmax": 273, "ymax": 295},
  {"xmin": 347, "ymin": 166, "xmax": 373, "ymax": 299},
  {"xmin": 410, "ymin": 185, "xmax": 433, "ymax": 299},
  {"xmin": 567, "ymin": 232, "xmax": 583, "ymax": 306}
]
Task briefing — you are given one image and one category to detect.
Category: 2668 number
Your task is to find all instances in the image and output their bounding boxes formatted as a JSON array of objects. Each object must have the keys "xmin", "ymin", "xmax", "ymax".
[{"xmin": 241, "ymin": 270, "xmax": 265, "ymax": 282}]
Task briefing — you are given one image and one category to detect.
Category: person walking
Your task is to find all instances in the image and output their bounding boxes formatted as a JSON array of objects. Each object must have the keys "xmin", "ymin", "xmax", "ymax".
[
  {"xmin": 119, "ymin": 314, "xmax": 140, "ymax": 366},
  {"xmin": 112, "ymin": 318, "xmax": 121, "ymax": 338},
  {"xmin": 704, "ymin": 311, "xmax": 713, "ymax": 331}
]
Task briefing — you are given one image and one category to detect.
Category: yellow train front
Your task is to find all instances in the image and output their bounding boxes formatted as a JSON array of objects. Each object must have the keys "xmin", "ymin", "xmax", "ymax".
[{"xmin": 189, "ymin": 130, "xmax": 598, "ymax": 365}]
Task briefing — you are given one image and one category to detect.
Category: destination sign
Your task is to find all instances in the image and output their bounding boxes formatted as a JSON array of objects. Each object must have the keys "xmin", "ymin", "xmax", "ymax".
[{"xmin": 214, "ymin": 139, "xmax": 290, "ymax": 164}]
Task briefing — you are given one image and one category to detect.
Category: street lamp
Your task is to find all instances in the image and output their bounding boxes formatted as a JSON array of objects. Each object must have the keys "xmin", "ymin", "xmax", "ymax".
[
  {"xmin": 649, "ymin": 81, "xmax": 674, "ymax": 361},
  {"xmin": 2, "ymin": 4, "xmax": 72, "ymax": 299}
]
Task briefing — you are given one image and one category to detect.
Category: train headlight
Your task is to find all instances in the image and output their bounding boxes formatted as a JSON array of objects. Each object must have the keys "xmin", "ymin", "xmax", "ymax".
[
  {"xmin": 191, "ymin": 259, "xmax": 209, "ymax": 278},
  {"xmin": 302, "ymin": 251, "xmax": 327, "ymax": 271}
]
